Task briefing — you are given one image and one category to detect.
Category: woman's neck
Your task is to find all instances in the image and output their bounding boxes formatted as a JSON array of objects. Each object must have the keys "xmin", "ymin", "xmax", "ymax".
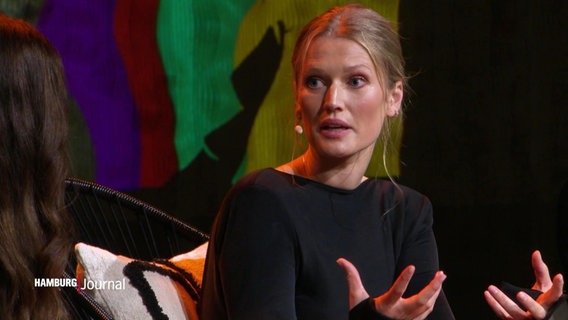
[{"xmin": 277, "ymin": 149, "xmax": 370, "ymax": 190}]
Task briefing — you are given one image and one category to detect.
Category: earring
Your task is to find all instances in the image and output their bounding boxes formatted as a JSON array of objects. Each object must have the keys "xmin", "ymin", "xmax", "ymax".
[{"xmin": 294, "ymin": 124, "xmax": 303, "ymax": 135}]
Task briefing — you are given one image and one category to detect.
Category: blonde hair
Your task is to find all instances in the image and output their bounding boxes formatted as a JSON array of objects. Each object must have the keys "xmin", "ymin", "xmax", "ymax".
[{"xmin": 291, "ymin": 4, "xmax": 407, "ymax": 179}]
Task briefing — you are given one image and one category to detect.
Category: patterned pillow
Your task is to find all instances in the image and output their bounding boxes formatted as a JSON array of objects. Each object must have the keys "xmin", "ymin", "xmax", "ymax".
[{"xmin": 75, "ymin": 242, "xmax": 208, "ymax": 319}]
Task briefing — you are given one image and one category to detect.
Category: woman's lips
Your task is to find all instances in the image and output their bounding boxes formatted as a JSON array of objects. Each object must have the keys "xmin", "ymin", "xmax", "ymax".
[{"xmin": 319, "ymin": 119, "xmax": 351, "ymax": 138}]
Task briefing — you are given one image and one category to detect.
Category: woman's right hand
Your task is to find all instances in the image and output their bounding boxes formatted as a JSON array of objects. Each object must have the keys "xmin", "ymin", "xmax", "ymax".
[{"xmin": 337, "ymin": 258, "xmax": 447, "ymax": 320}]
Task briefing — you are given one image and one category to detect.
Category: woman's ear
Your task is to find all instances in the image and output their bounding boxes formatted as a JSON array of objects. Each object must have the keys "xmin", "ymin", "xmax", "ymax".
[
  {"xmin": 386, "ymin": 81, "xmax": 403, "ymax": 117},
  {"xmin": 295, "ymin": 103, "xmax": 302, "ymax": 122}
]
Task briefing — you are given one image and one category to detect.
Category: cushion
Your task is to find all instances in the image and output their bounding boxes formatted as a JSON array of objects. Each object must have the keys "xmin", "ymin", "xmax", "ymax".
[{"xmin": 75, "ymin": 242, "xmax": 208, "ymax": 320}]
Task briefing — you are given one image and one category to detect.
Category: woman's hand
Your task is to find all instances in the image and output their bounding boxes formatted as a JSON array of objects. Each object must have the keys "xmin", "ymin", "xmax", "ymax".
[
  {"xmin": 484, "ymin": 250, "xmax": 565, "ymax": 319},
  {"xmin": 337, "ymin": 258, "xmax": 446, "ymax": 320}
]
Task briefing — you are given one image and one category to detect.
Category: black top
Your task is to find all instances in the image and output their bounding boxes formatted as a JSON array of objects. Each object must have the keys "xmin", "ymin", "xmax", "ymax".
[{"xmin": 200, "ymin": 169, "xmax": 455, "ymax": 319}]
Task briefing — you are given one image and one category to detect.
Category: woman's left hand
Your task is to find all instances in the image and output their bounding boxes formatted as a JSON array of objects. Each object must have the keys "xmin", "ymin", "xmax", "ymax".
[
  {"xmin": 337, "ymin": 258, "xmax": 446, "ymax": 320},
  {"xmin": 484, "ymin": 250, "xmax": 565, "ymax": 319}
]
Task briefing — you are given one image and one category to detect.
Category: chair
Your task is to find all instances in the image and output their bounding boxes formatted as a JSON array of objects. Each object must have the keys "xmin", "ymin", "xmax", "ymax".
[{"xmin": 61, "ymin": 177, "xmax": 210, "ymax": 319}]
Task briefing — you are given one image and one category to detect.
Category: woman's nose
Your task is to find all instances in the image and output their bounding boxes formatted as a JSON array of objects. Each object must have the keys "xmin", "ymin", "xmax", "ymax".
[{"xmin": 323, "ymin": 83, "xmax": 343, "ymax": 112}]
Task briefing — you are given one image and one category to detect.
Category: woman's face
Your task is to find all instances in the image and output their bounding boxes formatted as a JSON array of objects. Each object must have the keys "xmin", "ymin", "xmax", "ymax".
[{"xmin": 297, "ymin": 36, "xmax": 401, "ymax": 163}]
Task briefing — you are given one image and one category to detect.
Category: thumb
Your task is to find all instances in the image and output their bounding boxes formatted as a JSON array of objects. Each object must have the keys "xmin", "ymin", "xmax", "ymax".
[
  {"xmin": 337, "ymin": 258, "xmax": 370, "ymax": 309},
  {"xmin": 532, "ymin": 250, "xmax": 552, "ymax": 290}
]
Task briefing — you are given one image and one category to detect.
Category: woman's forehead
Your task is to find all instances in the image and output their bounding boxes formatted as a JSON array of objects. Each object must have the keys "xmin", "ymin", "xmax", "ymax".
[{"xmin": 304, "ymin": 37, "xmax": 374, "ymax": 68}]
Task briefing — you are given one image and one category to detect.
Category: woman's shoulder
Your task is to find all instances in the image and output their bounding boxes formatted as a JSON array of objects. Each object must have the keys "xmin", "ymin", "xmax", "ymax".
[
  {"xmin": 366, "ymin": 178, "xmax": 432, "ymax": 211},
  {"xmin": 367, "ymin": 178, "xmax": 427, "ymax": 199},
  {"xmin": 233, "ymin": 168, "xmax": 291, "ymax": 188},
  {"xmin": 226, "ymin": 168, "xmax": 296, "ymax": 200}
]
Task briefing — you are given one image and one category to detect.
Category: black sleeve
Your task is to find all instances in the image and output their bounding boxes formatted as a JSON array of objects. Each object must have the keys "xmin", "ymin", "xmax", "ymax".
[
  {"xmin": 200, "ymin": 183, "xmax": 298, "ymax": 320},
  {"xmin": 349, "ymin": 298, "xmax": 392, "ymax": 320},
  {"xmin": 395, "ymin": 193, "xmax": 455, "ymax": 319},
  {"xmin": 349, "ymin": 192, "xmax": 455, "ymax": 320}
]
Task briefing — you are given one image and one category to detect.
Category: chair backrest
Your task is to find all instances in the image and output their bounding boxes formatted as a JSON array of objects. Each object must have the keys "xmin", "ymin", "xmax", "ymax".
[{"xmin": 62, "ymin": 177, "xmax": 209, "ymax": 319}]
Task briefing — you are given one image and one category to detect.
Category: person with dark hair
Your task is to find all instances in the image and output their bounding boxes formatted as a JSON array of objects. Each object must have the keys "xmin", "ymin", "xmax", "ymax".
[
  {"xmin": 200, "ymin": 4, "xmax": 454, "ymax": 319},
  {"xmin": 0, "ymin": 14, "xmax": 74, "ymax": 319}
]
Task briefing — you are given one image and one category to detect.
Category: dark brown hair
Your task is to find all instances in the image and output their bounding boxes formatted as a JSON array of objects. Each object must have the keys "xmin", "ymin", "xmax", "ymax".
[{"xmin": 0, "ymin": 14, "xmax": 73, "ymax": 319}]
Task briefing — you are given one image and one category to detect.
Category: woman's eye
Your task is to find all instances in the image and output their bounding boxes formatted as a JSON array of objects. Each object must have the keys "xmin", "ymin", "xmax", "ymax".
[
  {"xmin": 348, "ymin": 76, "xmax": 366, "ymax": 87},
  {"xmin": 306, "ymin": 77, "xmax": 323, "ymax": 89}
]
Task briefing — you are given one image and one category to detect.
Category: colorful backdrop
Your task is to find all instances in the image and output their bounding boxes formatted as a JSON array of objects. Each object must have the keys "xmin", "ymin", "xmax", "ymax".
[
  {"xmin": 26, "ymin": 0, "xmax": 402, "ymax": 192},
  {"xmin": 8, "ymin": 0, "xmax": 403, "ymax": 231},
  {"xmin": 3, "ymin": 1, "xmax": 568, "ymax": 319}
]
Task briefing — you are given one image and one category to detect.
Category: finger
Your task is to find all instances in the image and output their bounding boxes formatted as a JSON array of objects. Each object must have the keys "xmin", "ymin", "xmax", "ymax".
[
  {"xmin": 336, "ymin": 258, "xmax": 370, "ymax": 309},
  {"xmin": 408, "ymin": 271, "xmax": 446, "ymax": 316},
  {"xmin": 419, "ymin": 271, "xmax": 446, "ymax": 295},
  {"xmin": 538, "ymin": 273, "xmax": 565, "ymax": 310},
  {"xmin": 409, "ymin": 285, "xmax": 441, "ymax": 319},
  {"xmin": 484, "ymin": 289, "xmax": 512, "ymax": 319},
  {"xmin": 517, "ymin": 291, "xmax": 546, "ymax": 319},
  {"xmin": 552, "ymin": 274, "xmax": 564, "ymax": 294},
  {"xmin": 551, "ymin": 273, "xmax": 565, "ymax": 297},
  {"xmin": 425, "ymin": 272, "xmax": 446, "ymax": 301},
  {"xmin": 531, "ymin": 250, "xmax": 552, "ymax": 291},
  {"xmin": 383, "ymin": 265, "xmax": 415, "ymax": 305},
  {"xmin": 414, "ymin": 303, "xmax": 437, "ymax": 320},
  {"xmin": 487, "ymin": 285, "xmax": 527, "ymax": 319}
]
